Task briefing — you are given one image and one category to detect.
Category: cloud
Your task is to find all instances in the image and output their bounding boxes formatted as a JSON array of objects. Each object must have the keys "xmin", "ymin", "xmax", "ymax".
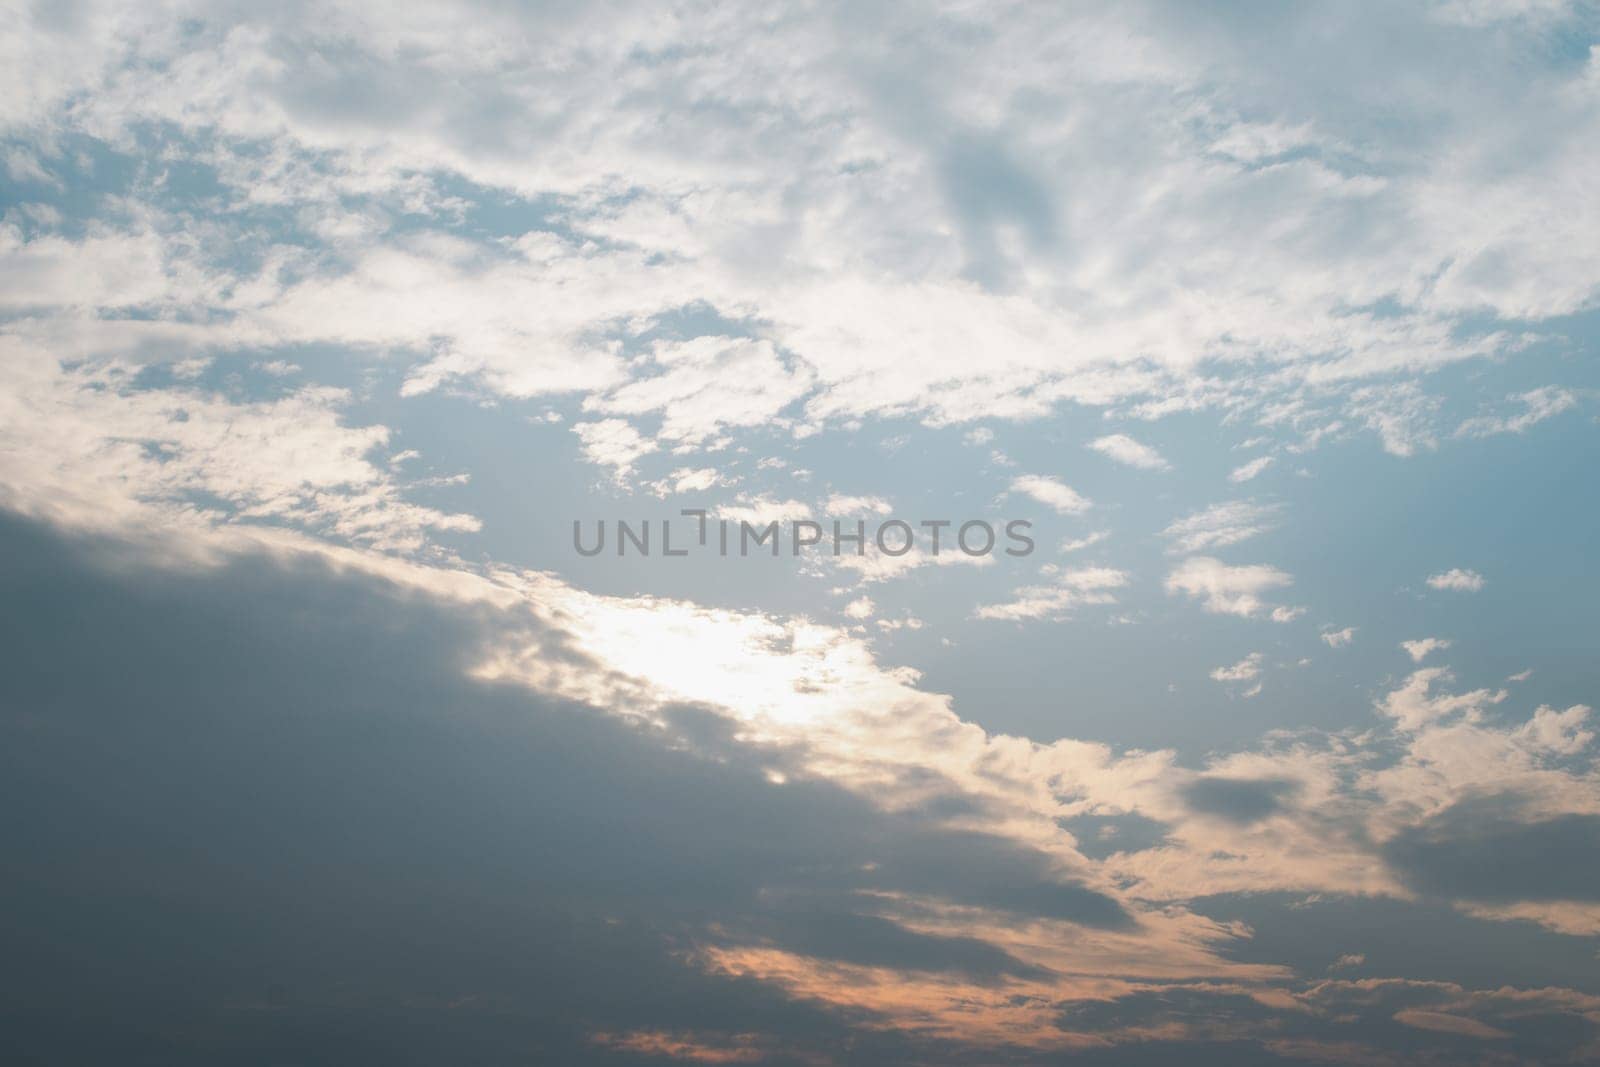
[
  {"xmin": 1165, "ymin": 557, "xmax": 1295, "ymax": 619},
  {"xmin": 1401, "ymin": 637, "xmax": 1451, "ymax": 662},
  {"xmin": 647, "ymin": 466, "xmax": 731, "ymax": 496},
  {"xmin": 1211, "ymin": 653, "xmax": 1264, "ymax": 682},
  {"xmin": 573, "ymin": 418, "xmax": 656, "ymax": 478},
  {"xmin": 1161, "ymin": 501, "xmax": 1280, "ymax": 555},
  {"xmin": 1392, "ymin": 1010, "xmax": 1509, "ymax": 1040},
  {"xmin": 1229, "ymin": 456, "xmax": 1274, "ymax": 483},
  {"xmin": 6, "ymin": 3, "xmax": 1600, "ymax": 1060},
  {"xmin": 1060, "ymin": 530, "xmax": 1110, "ymax": 553},
  {"xmin": 829, "ymin": 543, "xmax": 994, "ymax": 585},
  {"xmin": 975, "ymin": 566, "xmax": 1127, "ymax": 622},
  {"xmin": 1375, "ymin": 667, "xmax": 1507, "ymax": 731},
  {"xmin": 842, "ymin": 595, "xmax": 875, "ymax": 620},
  {"xmin": 1089, "ymin": 434, "xmax": 1170, "ymax": 471},
  {"xmin": 825, "ymin": 493, "xmax": 894, "ymax": 515},
  {"xmin": 7, "ymin": 500, "xmax": 1600, "ymax": 1059},
  {"xmin": 1009, "ymin": 474, "xmax": 1092, "ymax": 514},
  {"xmin": 714, "ymin": 495, "xmax": 813, "ymax": 527},
  {"xmin": 1348, "ymin": 383, "xmax": 1441, "ymax": 458},
  {"xmin": 3, "ymin": 0, "xmax": 1598, "ymax": 482},
  {"xmin": 0, "ymin": 349, "xmax": 478, "ymax": 553},
  {"xmin": 1426, "ymin": 568, "xmax": 1485, "ymax": 592},
  {"xmin": 584, "ymin": 336, "xmax": 814, "ymax": 449},
  {"xmin": 1321, "ymin": 627, "xmax": 1356, "ymax": 648},
  {"xmin": 1381, "ymin": 797, "xmax": 1600, "ymax": 904},
  {"xmin": 1182, "ymin": 776, "xmax": 1300, "ymax": 824},
  {"xmin": 1456, "ymin": 386, "xmax": 1579, "ymax": 438}
]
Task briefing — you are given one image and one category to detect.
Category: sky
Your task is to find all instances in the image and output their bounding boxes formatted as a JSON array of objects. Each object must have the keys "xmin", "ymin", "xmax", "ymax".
[{"xmin": 3, "ymin": 1, "xmax": 1600, "ymax": 1063}]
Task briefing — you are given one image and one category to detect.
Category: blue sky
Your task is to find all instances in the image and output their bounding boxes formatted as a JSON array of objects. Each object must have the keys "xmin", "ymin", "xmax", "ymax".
[{"xmin": 3, "ymin": 2, "xmax": 1600, "ymax": 1063}]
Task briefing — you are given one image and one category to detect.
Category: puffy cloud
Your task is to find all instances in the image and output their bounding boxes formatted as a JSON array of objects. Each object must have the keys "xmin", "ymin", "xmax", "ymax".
[
  {"xmin": 1165, "ymin": 557, "xmax": 1295, "ymax": 619},
  {"xmin": 1089, "ymin": 434, "xmax": 1170, "ymax": 471},
  {"xmin": 1427, "ymin": 568, "xmax": 1485, "ymax": 592},
  {"xmin": 1010, "ymin": 474, "xmax": 1092, "ymax": 514},
  {"xmin": 1210, "ymin": 653, "xmax": 1265, "ymax": 683},
  {"xmin": 1401, "ymin": 637, "xmax": 1451, "ymax": 662},
  {"xmin": 842, "ymin": 595, "xmax": 875, "ymax": 620},
  {"xmin": 9, "ymin": 0, "xmax": 1594, "ymax": 470},
  {"xmin": 573, "ymin": 418, "xmax": 656, "ymax": 478},
  {"xmin": 1375, "ymin": 667, "xmax": 1506, "ymax": 731}
]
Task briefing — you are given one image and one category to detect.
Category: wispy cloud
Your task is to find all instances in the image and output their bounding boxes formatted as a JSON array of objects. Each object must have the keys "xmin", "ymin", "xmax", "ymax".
[
  {"xmin": 1161, "ymin": 501, "xmax": 1280, "ymax": 555},
  {"xmin": 1089, "ymin": 434, "xmax": 1170, "ymax": 471},
  {"xmin": 1010, "ymin": 474, "xmax": 1092, "ymax": 514},
  {"xmin": 1229, "ymin": 456, "xmax": 1274, "ymax": 483},
  {"xmin": 1456, "ymin": 386, "xmax": 1578, "ymax": 438}
]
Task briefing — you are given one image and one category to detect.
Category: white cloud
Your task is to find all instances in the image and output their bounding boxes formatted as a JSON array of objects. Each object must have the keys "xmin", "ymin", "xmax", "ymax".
[
  {"xmin": 3, "ymin": 0, "xmax": 1597, "ymax": 482},
  {"xmin": 0, "ymin": 346, "xmax": 478, "ymax": 554},
  {"xmin": 1513, "ymin": 704, "xmax": 1595, "ymax": 756},
  {"xmin": 585, "ymin": 336, "xmax": 814, "ymax": 449},
  {"xmin": 1427, "ymin": 568, "xmax": 1485, "ymax": 592},
  {"xmin": 1089, "ymin": 433, "xmax": 1170, "ymax": 471},
  {"xmin": 1060, "ymin": 530, "xmax": 1110, "ymax": 553},
  {"xmin": 1456, "ymin": 386, "xmax": 1579, "ymax": 438},
  {"xmin": 1161, "ymin": 501, "xmax": 1280, "ymax": 555},
  {"xmin": 842, "ymin": 596, "xmax": 875, "ymax": 620},
  {"xmin": 1010, "ymin": 474, "xmax": 1092, "ymax": 514},
  {"xmin": 1402, "ymin": 637, "xmax": 1451, "ymax": 662},
  {"xmin": 1166, "ymin": 557, "xmax": 1295, "ymax": 619},
  {"xmin": 830, "ymin": 544, "xmax": 993, "ymax": 585},
  {"xmin": 715, "ymin": 495, "xmax": 812, "ymax": 527},
  {"xmin": 1211, "ymin": 652, "xmax": 1264, "ymax": 682},
  {"xmin": 1229, "ymin": 456, "xmax": 1274, "ymax": 483},
  {"xmin": 825, "ymin": 493, "xmax": 894, "ymax": 515},
  {"xmin": 1348, "ymin": 384, "xmax": 1441, "ymax": 458},
  {"xmin": 645, "ymin": 466, "xmax": 729, "ymax": 497},
  {"xmin": 573, "ymin": 419, "xmax": 656, "ymax": 478},
  {"xmin": 1376, "ymin": 667, "xmax": 1507, "ymax": 731},
  {"xmin": 1321, "ymin": 626, "xmax": 1357, "ymax": 648},
  {"xmin": 975, "ymin": 566, "xmax": 1127, "ymax": 622}
]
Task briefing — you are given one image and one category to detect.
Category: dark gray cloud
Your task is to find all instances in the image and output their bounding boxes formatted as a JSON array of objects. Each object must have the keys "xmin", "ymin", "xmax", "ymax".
[
  {"xmin": 1381, "ymin": 793, "xmax": 1600, "ymax": 903},
  {"xmin": 1181, "ymin": 776, "xmax": 1300, "ymax": 825},
  {"xmin": 0, "ymin": 514, "xmax": 1128, "ymax": 1065}
]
